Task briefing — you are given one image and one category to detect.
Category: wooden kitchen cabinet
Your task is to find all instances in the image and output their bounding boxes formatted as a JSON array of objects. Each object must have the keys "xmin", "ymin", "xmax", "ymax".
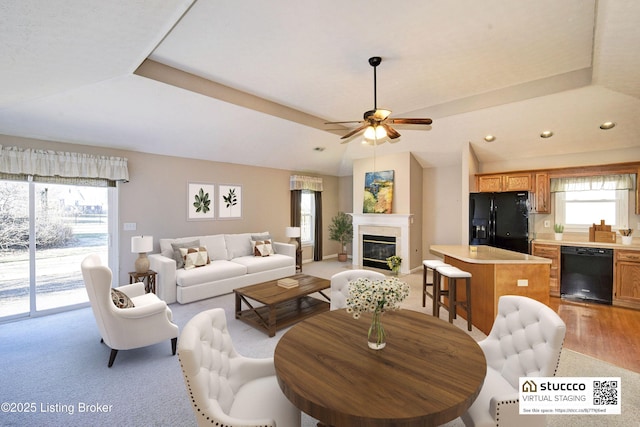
[
  {"xmin": 532, "ymin": 242, "xmax": 560, "ymax": 296},
  {"xmin": 476, "ymin": 173, "xmax": 532, "ymax": 192},
  {"xmin": 614, "ymin": 249, "xmax": 640, "ymax": 309},
  {"xmin": 533, "ymin": 172, "xmax": 550, "ymax": 213},
  {"xmin": 476, "ymin": 174, "xmax": 504, "ymax": 192},
  {"xmin": 503, "ymin": 173, "xmax": 532, "ymax": 192}
]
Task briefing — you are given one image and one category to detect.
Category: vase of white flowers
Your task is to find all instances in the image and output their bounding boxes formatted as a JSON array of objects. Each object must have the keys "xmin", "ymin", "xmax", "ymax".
[{"xmin": 345, "ymin": 277, "xmax": 410, "ymax": 350}]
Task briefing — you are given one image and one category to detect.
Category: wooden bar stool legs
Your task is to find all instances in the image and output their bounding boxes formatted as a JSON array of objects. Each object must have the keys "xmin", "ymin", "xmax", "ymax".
[
  {"xmin": 434, "ymin": 265, "xmax": 472, "ymax": 331},
  {"xmin": 422, "ymin": 260, "xmax": 447, "ymax": 307}
]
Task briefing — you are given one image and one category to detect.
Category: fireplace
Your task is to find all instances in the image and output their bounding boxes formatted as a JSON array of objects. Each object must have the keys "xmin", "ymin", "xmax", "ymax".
[
  {"xmin": 350, "ymin": 214, "xmax": 413, "ymax": 274},
  {"xmin": 362, "ymin": 234, "xmax": 396, "ymax": 270}
]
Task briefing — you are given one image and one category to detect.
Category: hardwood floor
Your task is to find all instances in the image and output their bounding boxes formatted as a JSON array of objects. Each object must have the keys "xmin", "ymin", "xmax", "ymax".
[{"xmin": 548, "ymin": 296, "xmax": 640, "ymax": 373}]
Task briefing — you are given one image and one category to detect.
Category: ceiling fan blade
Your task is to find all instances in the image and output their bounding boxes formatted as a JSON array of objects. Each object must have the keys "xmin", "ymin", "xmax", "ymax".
[
  {"xmin": 382, "ymin": 124, "xmax": 401, "ymax": 139},
  {"xmin": 387, "ymin": 118, "xmax": 433, "ymax": 125},
  {"xmin": 325, "ymin": 120, "xmax": 364, "ymax": 125},
  {"xmin": 340, "ymin": 123, "xmax": 370, "ymax": 140}
]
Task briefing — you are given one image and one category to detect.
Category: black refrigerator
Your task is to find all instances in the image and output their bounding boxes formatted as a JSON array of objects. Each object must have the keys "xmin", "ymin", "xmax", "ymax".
[{"xmin": 469, "ymin": 191, "xmax": 530, "ymax": 254}]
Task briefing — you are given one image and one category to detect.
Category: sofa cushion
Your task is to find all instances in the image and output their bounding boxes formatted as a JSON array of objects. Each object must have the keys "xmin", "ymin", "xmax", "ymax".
[
  {"xmin": 169, "ymin": 239, "xmax": 200, "ymax": 268},
  {"xmin": 179, "ymin": 246, "xmax": 210, "ymax": 270},
  {"xmin": 199, "ymin": 234, "xmax": 228, "ymax": 261},
  {"xmin": 252, "ymin": 239, "xmax": 274, "ymax": 257},
  {"xmin": 160, "ymin": 236, "xmax": 199, "ymax": 258},
  {"xmin": 224, "ymin": 234, "xmax": 253, "ymax": 259},
  {"xmin": 231, "ymin": 254, "xmax": 293, "ymax": 274},
  {"xmin": 175, "ymin": 260, "xmax": 248, "ymax": 288}
]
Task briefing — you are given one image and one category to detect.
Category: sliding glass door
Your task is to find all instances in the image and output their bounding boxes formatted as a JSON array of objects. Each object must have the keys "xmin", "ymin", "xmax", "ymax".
[{"xmin": 0, "ymin": 179, "xmax": 112, "ymax": 320}]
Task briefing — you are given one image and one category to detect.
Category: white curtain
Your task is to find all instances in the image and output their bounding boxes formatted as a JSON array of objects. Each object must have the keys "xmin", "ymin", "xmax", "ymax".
[
  {"xmin": 290, "ymin": 175, "xmax": 323, "ymax": 191},
  {"xmin": 0, "ymin": 145, "xmax": 129, "ymax": 182},
  {"xmin": 550, "ymin": 174, "xmax": 634, "ymax": 192}
]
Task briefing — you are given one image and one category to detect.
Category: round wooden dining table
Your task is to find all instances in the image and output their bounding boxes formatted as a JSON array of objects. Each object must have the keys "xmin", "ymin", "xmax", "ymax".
[{"xmin": 274, "ymin": 308, "xmax": 486, "ymax": 427}]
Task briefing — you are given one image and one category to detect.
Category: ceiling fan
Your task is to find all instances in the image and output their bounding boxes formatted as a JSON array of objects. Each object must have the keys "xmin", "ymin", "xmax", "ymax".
[{"xmin": 327, "ymin": 56, "xmax": 433, "ymax": 144}]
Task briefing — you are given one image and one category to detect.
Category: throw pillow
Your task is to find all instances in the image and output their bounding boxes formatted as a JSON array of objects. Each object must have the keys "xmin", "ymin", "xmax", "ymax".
[
  {"xmin": 171, "ymin": 239, "xmax": 200, "ymax": 269},
  {"xmin": 253, "ymin": 239, "xmax": 274, "ymax": 257},
  {"xmin": 179, "ymin": 246, "xmax": 210, "ymax": 270},
  {"xmin": 111, "ymin": 288, "xmax": 135, "ymax": 309}
]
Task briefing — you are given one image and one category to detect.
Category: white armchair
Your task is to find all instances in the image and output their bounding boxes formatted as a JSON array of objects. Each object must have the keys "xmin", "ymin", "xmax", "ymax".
[
  {"xmin": 80, "ymin": 254, "xmax": 179, "ymax": 367},
  {"xmin": 329, "ymin": 269, "xmax": 386, "ymax": 310},
  {"xmin": 178, "ymin": 308, "xmax": 301, "ymax": 427},
  {"xmin": 462, "ymin": 295, "xmax": 566, "ymax": 427}
]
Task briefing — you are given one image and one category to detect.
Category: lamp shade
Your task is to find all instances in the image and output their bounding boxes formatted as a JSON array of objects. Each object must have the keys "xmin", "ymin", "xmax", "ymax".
[
  {"xmin": 286, "ymin": 227, "xmax": 301, "ymax": 238},
  {"xmin": 131, "ymin": 235, "xmax": 153, "ymax": 254}
]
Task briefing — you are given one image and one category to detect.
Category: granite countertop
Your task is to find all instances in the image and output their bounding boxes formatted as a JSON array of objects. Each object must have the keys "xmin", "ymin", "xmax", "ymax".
[
  {"xmin": 430, "ymin": 245, "xmax": 552, "ymax": 264},
  {"xmin": 533, "ymin": 233, "xmax": 640, "ymax": 250}
]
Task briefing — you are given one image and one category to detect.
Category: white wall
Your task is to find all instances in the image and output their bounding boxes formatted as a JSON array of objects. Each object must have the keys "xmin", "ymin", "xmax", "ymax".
[{"xmin": 422, "ymin": 164, "xmax": 463, "ymax": 259}]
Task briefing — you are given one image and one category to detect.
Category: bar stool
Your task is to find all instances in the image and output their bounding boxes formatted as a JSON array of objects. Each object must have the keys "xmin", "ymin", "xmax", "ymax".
[
  {"xmin": 422, "ymin": 260, "xmax": 448, "ymax": 307},
  {"xmin": 434, "ymin": 265, "xmax": 472, "ymax": 331}
]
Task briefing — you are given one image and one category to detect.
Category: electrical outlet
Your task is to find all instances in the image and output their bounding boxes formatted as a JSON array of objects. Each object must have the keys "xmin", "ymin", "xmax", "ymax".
[
  {"xmin": 517, "ymin": 279, "xmax": 528, "ymax": 287},
  {"xmin": 544, "ymin": 220, "xmax": 550, "ymax": 228},
  {"xmin": 123, "ymin": 222, "xmax": 136, "ymax": 231}
]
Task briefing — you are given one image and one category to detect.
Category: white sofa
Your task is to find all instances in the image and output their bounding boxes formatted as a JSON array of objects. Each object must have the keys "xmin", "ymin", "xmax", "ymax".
[{"xmin": 149, "ymin": 232, "xmax": 296, "ymax": 304}]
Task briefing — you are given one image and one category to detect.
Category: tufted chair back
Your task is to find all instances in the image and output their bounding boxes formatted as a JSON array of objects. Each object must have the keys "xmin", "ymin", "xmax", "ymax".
[
  {"xmin": 178, "ymin": 308, "xmax": 301, "ymax": 427},
  {"xmin": 480, "ymin": 295, "xmax": 566, "ymax": 389},
  {"xmin": 330, "ymin": 269, "xmax": 386, "ymax": 310},
  {"xmin": 462, "ymin": 295, "xmax": 566, "ymax": 427}
]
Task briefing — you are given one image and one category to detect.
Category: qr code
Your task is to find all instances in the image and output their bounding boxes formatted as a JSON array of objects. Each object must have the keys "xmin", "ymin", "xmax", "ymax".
[{"xmin": 593, "ymin": 380, "xmax": 618, "ymax": 405}]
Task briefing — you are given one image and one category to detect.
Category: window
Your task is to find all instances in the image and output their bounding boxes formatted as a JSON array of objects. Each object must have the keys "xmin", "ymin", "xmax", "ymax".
[
  {"xmin": 555, "ymin": 189, "xmax": 628, "ymax": 231},
  {"xmin": 300, "ymin": 191, "xmax": 315, "ymax": 245},
  {"xmin": 0, "ymin": 179, "xmax": 116, "ymax": 321}
]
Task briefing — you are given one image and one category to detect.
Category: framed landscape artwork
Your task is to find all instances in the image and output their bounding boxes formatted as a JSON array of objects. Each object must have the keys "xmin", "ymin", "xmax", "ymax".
[
  {"xmin": 363, "ymin": 170, "xmax": 394, "ymax": 213},
  {"xmin": 187, "ymin": 182, "xmax": 215, "ymax": 221},
  {"xmin": 218, "ymin": 184, "xmax": 242, "ymax": 219}
]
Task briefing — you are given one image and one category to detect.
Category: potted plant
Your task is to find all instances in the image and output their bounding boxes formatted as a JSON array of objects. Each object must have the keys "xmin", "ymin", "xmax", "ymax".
[
  {"xmin": 386, "ymin": 255, "xmax": 402, "ymax": 275},
  {"xmin": 329, "ymin": 212, "xmax": 353, "ymax": 262},
  {"xmin": 554, "ymin": 223, "xmax": 564, "ymax": 240}
]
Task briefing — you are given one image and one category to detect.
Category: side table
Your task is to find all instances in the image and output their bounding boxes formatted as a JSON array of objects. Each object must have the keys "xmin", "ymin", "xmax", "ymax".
[{"xmin": 128, "ymin": 270, "xmax": 157, "ymax": 294}]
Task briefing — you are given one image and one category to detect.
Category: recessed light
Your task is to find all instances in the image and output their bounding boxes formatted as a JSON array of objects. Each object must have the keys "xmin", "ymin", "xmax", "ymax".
[
  {"xmin": 600, "ymin": 121, "xmax": 616, "ymax": 130},
  {"xmin": 540, "ymin": 131, "xmax": 554, "ymax": 139},
  {"xmin": 313, "ymin": 146, "xmax": 326, "ymax": 152},
  {"xmin": 484, "ymin": 135, "xmax": 496, "ymax": 142}
]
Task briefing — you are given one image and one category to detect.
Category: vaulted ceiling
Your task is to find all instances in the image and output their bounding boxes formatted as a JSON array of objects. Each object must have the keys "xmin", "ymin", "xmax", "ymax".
[{"xmin": 1, "ymin": 0, "xmax": 639, "ymax": 176}]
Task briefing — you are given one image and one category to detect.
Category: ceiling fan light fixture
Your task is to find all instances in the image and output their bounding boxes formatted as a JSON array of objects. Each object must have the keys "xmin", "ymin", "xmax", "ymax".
[
  {"xmin": 364, "ymin": 125, "xmax": 387, "ymax": 141},
  {"xmin": 600, "ymin": 121, "xmax": 616, "ymax": 130}
]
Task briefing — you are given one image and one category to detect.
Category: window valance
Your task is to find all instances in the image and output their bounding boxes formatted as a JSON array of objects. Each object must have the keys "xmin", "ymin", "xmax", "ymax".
[
  {"xmin": 290, "ymin": 175, "xmax": 323, "ymax": 192},
  {"xmin": 550, "ymin": 174, "xmax": 634, "ymax": 192},
  {"xmin": 0, "ymin": 145, "xmax": 129, "ymax": 182}
]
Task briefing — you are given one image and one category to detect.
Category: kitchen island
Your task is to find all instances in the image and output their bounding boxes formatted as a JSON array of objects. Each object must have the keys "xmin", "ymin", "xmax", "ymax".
[{"xmin": 430, "ymin": 245, "xmax": 552, "ymax": 335}]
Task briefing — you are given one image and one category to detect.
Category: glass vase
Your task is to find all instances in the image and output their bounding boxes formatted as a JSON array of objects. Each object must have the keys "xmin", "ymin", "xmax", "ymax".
[{"xmin": 368, "ymin": 310, "xmax": 386, "ymax": 350}]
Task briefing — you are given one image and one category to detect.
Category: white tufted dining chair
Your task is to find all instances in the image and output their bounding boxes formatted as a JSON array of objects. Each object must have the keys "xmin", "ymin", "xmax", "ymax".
[
  {"xmin": 178, "ymin": 308, "xmax": 301, "ymax": 427},
  {"xmin": 329, "ymin": 269, "xmax": 386, "ymax": 310},
  {"xmin": 462, "ymin": 295, "xmax": 566, "ymax": 427}
]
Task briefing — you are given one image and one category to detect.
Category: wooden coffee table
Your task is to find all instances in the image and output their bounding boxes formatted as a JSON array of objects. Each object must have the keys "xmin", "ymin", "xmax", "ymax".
[{"xmin": 234, "ymin": 274, "xmax": 330, "ymax": 337}]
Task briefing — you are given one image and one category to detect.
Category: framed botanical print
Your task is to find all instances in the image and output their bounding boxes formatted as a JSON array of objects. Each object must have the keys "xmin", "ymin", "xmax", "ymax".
[
  {"xmin": 187, "ymin": 182, "xmax": 215, "ymax": 220},
  {"xmin": 218, "ymin": 184, "xmax": 242, "ymax": 219}
]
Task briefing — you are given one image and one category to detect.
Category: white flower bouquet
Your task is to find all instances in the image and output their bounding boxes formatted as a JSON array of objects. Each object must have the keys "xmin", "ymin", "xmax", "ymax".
[{"xmin": 345, "ymin": 277, "xmax": 410, "ymax": 319}]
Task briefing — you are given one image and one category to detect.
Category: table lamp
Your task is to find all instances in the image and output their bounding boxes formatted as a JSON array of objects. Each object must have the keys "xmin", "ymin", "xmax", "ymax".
[
  {"xmin": 131, "ymin": 235, "xmax": 153, "ymax": 274},
  {"xmin": 285, "ymin": 227, "xmax": 301, "ymax": 249}
]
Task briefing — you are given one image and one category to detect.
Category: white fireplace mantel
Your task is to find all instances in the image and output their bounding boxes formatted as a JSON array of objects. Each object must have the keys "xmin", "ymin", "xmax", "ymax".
[{"xmin": 349, "ymin": 213, "xmax": 413, "ymax": 274}]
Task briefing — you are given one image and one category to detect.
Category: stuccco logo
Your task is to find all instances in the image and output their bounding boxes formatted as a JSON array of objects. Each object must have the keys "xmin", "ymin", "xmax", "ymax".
[{"xmin": 522, "ymin": 379, "xmax": 587, "ymax": 392}]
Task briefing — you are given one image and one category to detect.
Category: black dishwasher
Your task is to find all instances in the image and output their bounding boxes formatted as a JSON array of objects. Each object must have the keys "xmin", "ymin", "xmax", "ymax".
[{"xmin": 560, "ymin": 246, "xmax": 613, "ymax": 304}]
